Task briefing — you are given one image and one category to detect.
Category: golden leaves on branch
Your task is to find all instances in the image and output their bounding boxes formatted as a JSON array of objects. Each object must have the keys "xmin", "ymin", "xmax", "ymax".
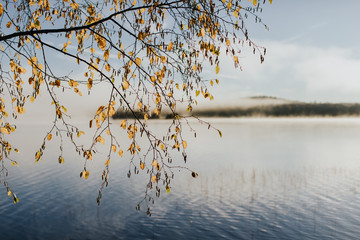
[
  {"xmin": 80, "ymin": 170, "xmax": 90, "ymax": 180},
  {"xmin": 87, "ymin": 78, "xmax": 93, "ymax": 90},
  {"xmin": 154, "ymin": 108, "xmax": 161, "ymax": 116},
  {"xmin": 135, "ymin": 57, "xmax": 141, "ymax": 66},
  {"xmin": 0, "ymin": 3, "xmax": 3, "ymax": 17},
  {"xmin": 47, "ymin": 133, "xmax": 52, "ymax": 141},
  {"xmin": 108, "ymin": 104, "xmax": 116, "ymax": 117},
  {"xmin": 122, "ymin": 80, "xmax": 130, "ymax": 90},
  {"xmin": 35, "ymin": 150, "xmax": 42, "ymax": 162},
  {"xmin": 96, "ymin": 135, "xmax": 105, "ymax": 145},
  {"xmin": 103, "ymin": 49, "xmax": 110, "ymax": 61},
  {"xmin": 105, "ymin": 159, "xmax": 110, "ymax": 167},
  {"xmin": 167, "ymin": 42, "xmax": 173, "ymax": 51},
  {"xmin": 95, "ymin": 35, "xmax": 106, "ymax": 51},
  {"xmin": 1, "ymin": 127, "xmax": 10, "ymax": 135},
  {"xmin": 200, "ymin": 28, "xmax": 205, "ymax": 38},
  {"xmin": 120, "ymin": 120, "xmax": 127, "ymax": 130},
  {"xmin": 215, "ymin": 65, "xmax": 220, "ymax": 74},
  {"xmin": 12, "ymin": 194, "xmax": 19, "ymax": 204},
  {"xmin": 182, "ymin": 140, "xmax": 187, "ymax": 149},
  {"xmin": 84, "ymin": 150, "xmax": 93, "ymax": 160},
  {"xmin": 58, "ymin": 156, "xmax": 64, "ymax": 164},
  {"xmin": 111, "ymin": 145, "xmax": 117, "ymax": 152},
  {"xmin": 118, "ymin": 149, "xmax": 124, "ymax": 157}
]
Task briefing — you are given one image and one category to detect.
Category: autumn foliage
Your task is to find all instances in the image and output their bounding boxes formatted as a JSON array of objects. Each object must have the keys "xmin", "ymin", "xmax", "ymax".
[{"xmin": 0, "ymin": 0, "xmax": 269, "ymax": 212}]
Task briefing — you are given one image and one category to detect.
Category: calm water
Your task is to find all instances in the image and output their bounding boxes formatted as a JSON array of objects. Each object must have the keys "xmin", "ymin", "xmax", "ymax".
[{"xmin": 2, "ymin": 118, "xmax": 360, "ymax": 239}]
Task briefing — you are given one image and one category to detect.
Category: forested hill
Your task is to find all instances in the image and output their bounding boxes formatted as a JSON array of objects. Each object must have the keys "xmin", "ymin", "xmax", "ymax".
[
  {"xmin": 113, "ymin": 97, "xmax": 360, "ymax": 119},
  {"xmin": 192, "ymin": 102, "xmax": 360, "ymax": 117}
]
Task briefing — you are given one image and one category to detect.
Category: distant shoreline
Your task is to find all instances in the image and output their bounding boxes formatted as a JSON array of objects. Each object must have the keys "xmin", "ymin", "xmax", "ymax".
[
  {"xmin": 113, "ymin": 102, "xmax": 360, "ymax": 119},
  {"xmin": 192, "ymin": 103, "xmax": 360, "ymax": 118}
]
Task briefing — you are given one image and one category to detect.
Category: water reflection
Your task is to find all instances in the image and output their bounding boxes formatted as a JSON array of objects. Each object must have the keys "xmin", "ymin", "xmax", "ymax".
[{"xmin": 1, "ymin": 118, "xmax": 360, "ymax": 239}]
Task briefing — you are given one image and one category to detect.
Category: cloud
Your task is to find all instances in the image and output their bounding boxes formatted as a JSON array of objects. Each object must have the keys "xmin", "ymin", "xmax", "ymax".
[{"xmin": 207, "ymin": 41, "xmax": 360, "ymax": 103}]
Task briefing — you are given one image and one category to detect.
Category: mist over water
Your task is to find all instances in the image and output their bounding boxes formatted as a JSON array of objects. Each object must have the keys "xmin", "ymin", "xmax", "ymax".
[{"xmin": 1, "ymin": 118, "xmax": 360, "ymax": 239}]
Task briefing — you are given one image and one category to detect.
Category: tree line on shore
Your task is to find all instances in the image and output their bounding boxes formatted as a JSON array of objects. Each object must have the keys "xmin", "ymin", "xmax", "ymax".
[{"xmin": 113, "ymin": 102, "xmax": 360, "ymax": 119}]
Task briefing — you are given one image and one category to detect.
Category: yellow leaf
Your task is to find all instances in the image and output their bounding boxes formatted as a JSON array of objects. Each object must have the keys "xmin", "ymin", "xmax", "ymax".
[
  {"xmin": 200, "ymin": 28, "xmax": 205, "ymax": 38},
  {"xmin": 138, "ymin": 101, "xmax": 142, "ymax": 110},
  {"xmin": 30, "ymin": 96, "xmax": 35, "ymax": 103},
  {"xmin": 160, "ymin": 144, "xmax": 165, "ymax": 150},
  {"xmin": 166, "ymin": 185, "xmax": 170, "ymax": 194},
  {"xmin": 105, "ymin": 63, "xmax": 111, "ymax": 72},
  {"xmin": 210, "ymin": 80, "xmax": 214, "ymax": 86},
  {"xmin": 96, "ymin": 106, "xmax": 104, "ymax": 115},
  {"xmin": 192, "ymin": 65, "xmax": 198, "ymax": 71},
  {"xmin": 1, "ymin": 127, "xmax": 10, "ymax": 135},
  {"xmin": 97, "ymin": 135, "xmax": 105, "ymax": 145},
  {"xmin": 122, "ymin": 80, "xmax": 129, "ymax": 90},
  {"xmin": 84, "ymin": 170, "xmax": 90, "ymax": 180},
  {"xmin": 111, "ymin": 145, "xmax": 117, "ymax": 152},
  {"xmin": 182, "ymin": 140, "xmax": 187, "ymax": 149},
  {"xmin": 152, "ymin": 160, "xmax": 157, "ymax": 167},
  {"xmin": 269, "ymin": 0, "xmax": 272, "ymax": 4},
  {"xmin": 152, "ymin": 175, "xmax": 156, "ymax": 183},
  {"xmin": 135, "ymin": 57, "xmax": 141, "ymax": 66},
  {"xmin": 234, "ymin": 56, "xmax": 239, "ymax": 64},
  {"xmin": 227, "ymin": 1, "xmax": 232, "ymax": 9},
  {"xmin": 167, "ymin": 42, "xmax": 173, "ymax": 51},
  {"xmin": 196, "ymin": 90, "xmax": 200, "ymax": 97},
  {"xmin": 58, "ymin": 156, "xmax": 64, "ymax": 164},
  {"xmin": 120, "ymin": 120, "xmax": 127, "ymax": 129},
  {"xmin": 7, "ymin": 190, "xmax": 11, "ymax": 196},
  {"xmin": 161, "ymin": 56, "xmax": 166, "ymax": 63},
  {"xmin": 253, "ymin": 0, "xmax": 257, "ymax": 6},
  {"xmin": 218, "ymin": 130, "xmax": 222, "ymax": 138},
  {"xmin": 105, "ymin": 159, "xmax": 110, "ymax": 166},
  {"xmin": 182, "ymin": 83, "xmax": 187, "ymax": 91},
  {"xmin": 215, "ymin": 65, "xmax": 220, "ymax": 74},
  {"xmin": 226, "ymin": 39, "xmax": 231, "ymax": 46},
  {"xmin": 192, "ymin": 172, "xmax": 198, "ymax": 178},
  {"xmin": 0, "ymin": 3, "xmax": 3, "ymax": 17},
  {"xmin": 13, "ymin": 195, "xmax": 19, "ymax": 204},
  {"xmin": 47, "ymin": 133, "xmax": 52, "ymax": 141},
  {"xmin": 118, "ymin": 149, "xmax": 124, "ymax": 157},
  {"xmin": 154, "ymin": 108, "xmax": 160, "ymax": 116},
  {"xmin": 104, "ymin": 49, "xmax": 110, "ymax": 61},
  {"xmin": 233, "ymin": 11, "xmax": 238, "ymax": 18},
  {"xmin": 140, "ymin": 162, "xmax": 144, "ymax": 170},
  {"xmin": 132, "ymin": 0, "xmax": 136, "ymax": 6}
]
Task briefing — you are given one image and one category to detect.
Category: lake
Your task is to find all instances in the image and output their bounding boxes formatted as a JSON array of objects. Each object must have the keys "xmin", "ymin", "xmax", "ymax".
[{"xmin": 1, "ymin": 118, "xmax": 360, "ymax": 239}]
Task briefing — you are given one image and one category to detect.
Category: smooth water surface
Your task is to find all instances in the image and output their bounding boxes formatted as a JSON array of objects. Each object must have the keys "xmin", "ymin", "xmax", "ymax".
[{"xmin": 1, "ymin": 118, "xmax": 360, "ymax": 239}]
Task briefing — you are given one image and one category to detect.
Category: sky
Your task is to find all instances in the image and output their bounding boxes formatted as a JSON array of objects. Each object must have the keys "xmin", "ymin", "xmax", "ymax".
[
  {"xmin": 11, "ymin": 1, "xmax": 360, "ymax": 122},
  {"xmin": 210, "ymin": 0, "xmax": 360, "ymax": 104}
]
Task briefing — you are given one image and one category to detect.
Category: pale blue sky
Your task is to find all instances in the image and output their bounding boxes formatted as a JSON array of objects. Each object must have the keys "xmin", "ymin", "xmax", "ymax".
[
  {"xmin": 209, "ymin": 1, "xmax": 360, "ymax": 104},
  {"xmin": 12, "ymin": 1, "xmax": 360, "ymax": 122}
]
